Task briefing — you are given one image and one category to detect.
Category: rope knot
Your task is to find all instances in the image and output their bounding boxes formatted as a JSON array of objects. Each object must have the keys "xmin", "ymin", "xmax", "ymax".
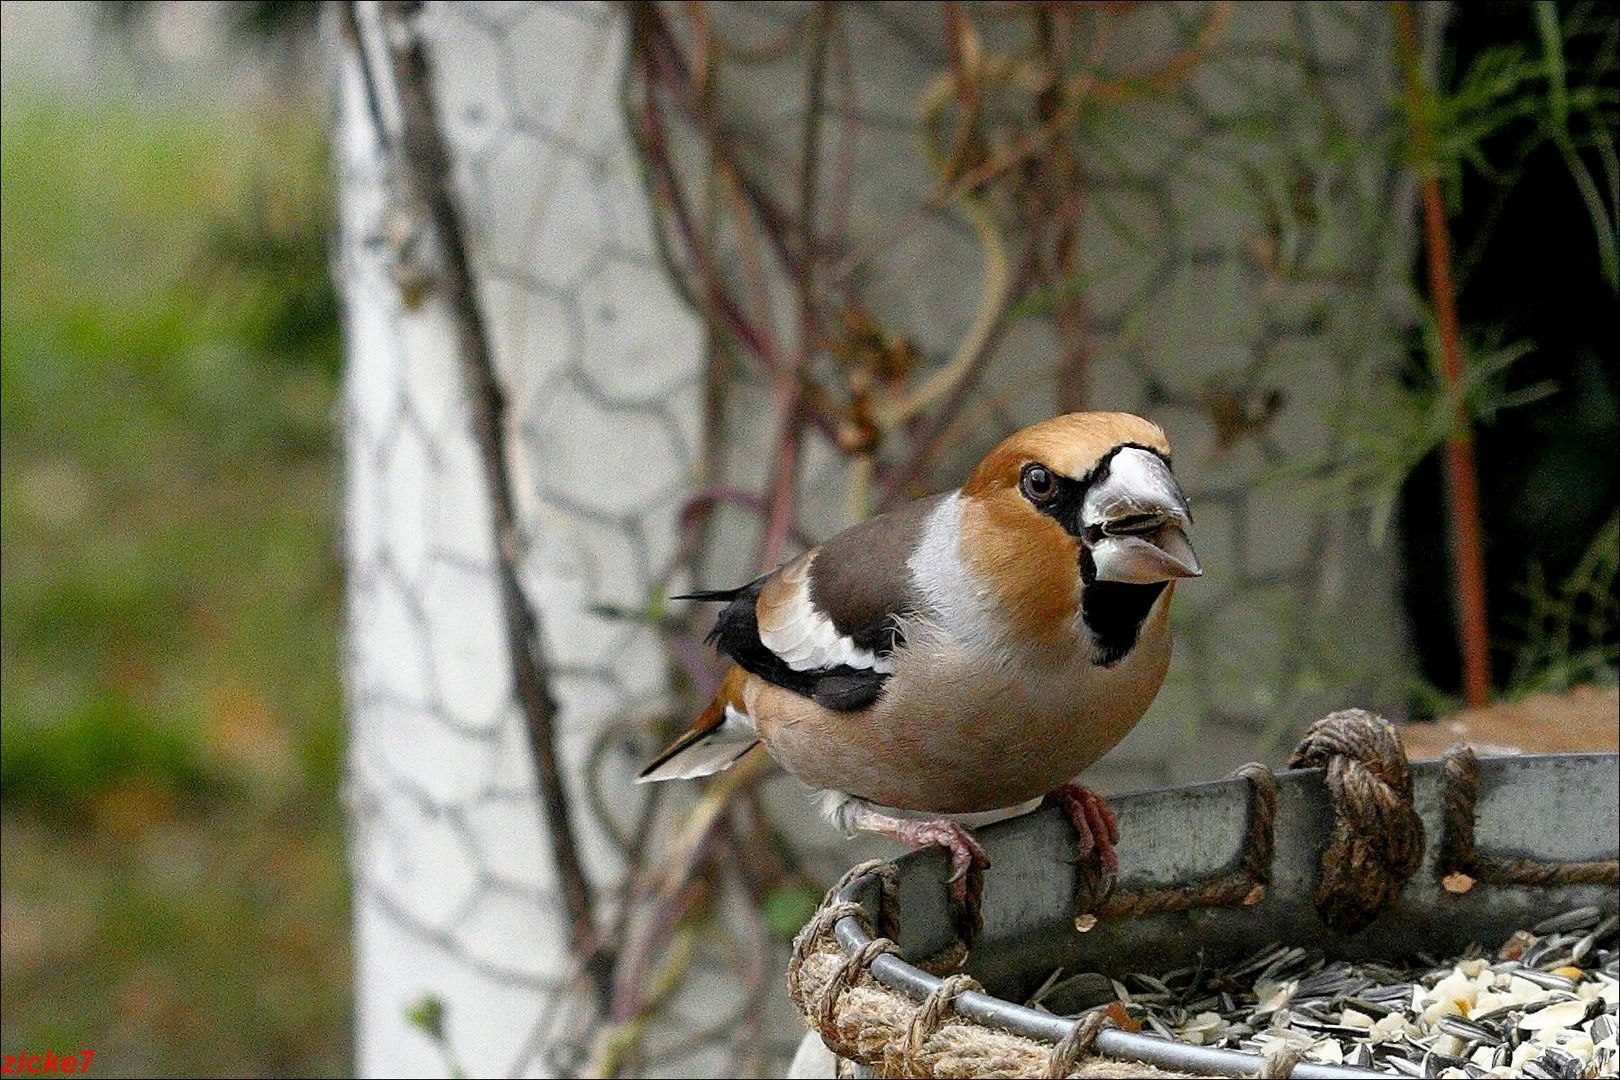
[
  {"xmin": 1288, "ymin": 709, "xmax": 1425, "ymax": 932},
  {"xmin": 902, "ymin": 972, "xmax": 982, "ymax": 1069},
  {"xmin": 814, "ymin": 936, "xmax": 895, "ymax": 1029},
  {"xmin": 788, "ymin": 859, "xmax": 901, "ymax": 1009},
  {"xmin": 1044, "ymin": 1007, "xmax": 1113, "ymax": 1078}
]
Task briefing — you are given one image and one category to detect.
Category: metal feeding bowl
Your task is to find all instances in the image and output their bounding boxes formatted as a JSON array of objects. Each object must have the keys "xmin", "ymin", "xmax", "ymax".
[{"xmin": 792, "ymin": 732, "xmax": 1619, "ymax": 1079}]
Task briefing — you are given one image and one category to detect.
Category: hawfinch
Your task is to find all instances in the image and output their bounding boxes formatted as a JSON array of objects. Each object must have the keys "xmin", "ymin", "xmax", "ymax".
[{"xmin": 640, "ymin": 412, "xmax": 1199, "ymax": 892}]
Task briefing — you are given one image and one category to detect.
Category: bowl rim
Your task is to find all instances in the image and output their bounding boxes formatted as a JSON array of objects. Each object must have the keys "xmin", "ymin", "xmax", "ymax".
[{"xmin": 822, "ymin": 750, "xmax": 1620, "ymax": 1079}]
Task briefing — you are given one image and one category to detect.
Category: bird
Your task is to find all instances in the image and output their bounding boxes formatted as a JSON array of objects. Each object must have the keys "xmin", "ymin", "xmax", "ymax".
[{"xmin": 638, "ymin": 412, "xmax": 1200, "ymax": 896}]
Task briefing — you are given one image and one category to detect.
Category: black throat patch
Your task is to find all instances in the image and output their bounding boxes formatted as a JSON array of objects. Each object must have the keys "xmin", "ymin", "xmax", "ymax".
[
  {"xmin": 1078, "ymin": 548, "xmax": 1168, "ymax": 667},
  {"xmin": 1031, "ymin": 443, "xmax": 1175, "ymax": 667}
]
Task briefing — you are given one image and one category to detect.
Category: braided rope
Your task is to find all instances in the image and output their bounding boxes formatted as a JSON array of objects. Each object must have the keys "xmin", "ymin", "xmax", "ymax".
[
  {"xmin": 789, "ymin": 898, "xmax": 866, "ymax": 1006},
  {"xmin": 1043, "ymin": 1007, "xmax": 1113, "ymax": 1078},
  {"xmin": 1287, "ymin": 709, "xmax": 1425, "ymax": 932},
  {"xmin": 1097, "ymin": 760, "xmax": 1277, "ymax": 919},
  {"xmin": 905, "ymin": 972, "xmax": 983, "ymax": 1062},
  {"xmin": 788, "ymin": 711, "xmax": 1613, "ymax": 1076},
  {"xmin": 1438, "ymin": 743, "xmax": 1618, "ymax": 891},
  {"xmin": 788, "ymin": 934, "xmax": 1179, "ymax": 1077},
  {"xmin": 816, "ymin": 936, "xmax": 897, "ymax": 1029},
  {"xmin": 790, "ymin": 858, "xmax": 904, "ymax": 1006}
]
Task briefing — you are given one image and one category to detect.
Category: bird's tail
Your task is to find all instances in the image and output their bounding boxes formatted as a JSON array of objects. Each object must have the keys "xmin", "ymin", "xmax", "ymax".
[
  {"xmin": 669, "ymin": 585, "xmax": 747, "ymax": 602},
  {"xmin": 636, "ymin": 666, "xmax": 759, "ymax": 783}
]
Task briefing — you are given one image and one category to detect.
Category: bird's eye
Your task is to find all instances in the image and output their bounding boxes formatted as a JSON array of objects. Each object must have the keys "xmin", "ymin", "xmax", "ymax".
[{"xmin": 1020, "ymin": 463, "xmax": 1058, "ymax": 504}]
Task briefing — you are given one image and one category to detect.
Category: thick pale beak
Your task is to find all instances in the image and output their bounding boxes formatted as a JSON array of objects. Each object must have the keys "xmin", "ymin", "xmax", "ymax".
[{"xmin": 1081, "ymin": 447, "xmax": 1202, "ymax": 584}]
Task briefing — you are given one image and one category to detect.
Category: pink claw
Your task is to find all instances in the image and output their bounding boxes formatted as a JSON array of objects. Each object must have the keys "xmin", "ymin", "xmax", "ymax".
[
  {"xmin": 896, "ymin": 819, "xmax": 990, "ymax": 904},
  {"xmin": 874, "ymin": 819, "xmax": 984, "ymax": 906},
  {"xmin": 846, "ymin": 807, "xmax": 992, "ymax": 905},
  {"xmin": 1054, "ymin": 782, "xmax": 1120, "ymax": 877}
]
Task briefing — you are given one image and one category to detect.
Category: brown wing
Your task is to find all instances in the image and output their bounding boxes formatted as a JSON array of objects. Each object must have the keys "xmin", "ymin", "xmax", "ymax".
[
  {"xmin": 691, "ymin": 493, "xmax": 945, "ymax": 710},
  {"xmin": 803, "ymin": 492, "xmax": 944, "ymax": 652}
]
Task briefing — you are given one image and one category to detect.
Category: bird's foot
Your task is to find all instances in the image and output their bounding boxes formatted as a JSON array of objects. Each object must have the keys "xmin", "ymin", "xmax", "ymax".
[
  {"xmin": 850, "ymin": 809, "xmax": 989, "ymax": 904},
  {"xmin": 1053, "ymin": 782, "xmax": 1120, "ymax": 877}
]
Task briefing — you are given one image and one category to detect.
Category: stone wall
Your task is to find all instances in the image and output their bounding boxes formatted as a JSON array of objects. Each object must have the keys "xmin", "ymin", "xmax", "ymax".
[{"xmin": 337, "ymin": 3, "xmax": 1430, "ymax": 1074}]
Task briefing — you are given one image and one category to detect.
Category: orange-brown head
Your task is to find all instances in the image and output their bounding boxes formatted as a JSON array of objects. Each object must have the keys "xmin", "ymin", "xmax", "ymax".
[
  {"xmin": 963, "ymin": 412, "xmax": 1171, "ymax": 498},
  {"xmin": 958, "ymin": 412, "xmax": 1199, "ymax": 659}
]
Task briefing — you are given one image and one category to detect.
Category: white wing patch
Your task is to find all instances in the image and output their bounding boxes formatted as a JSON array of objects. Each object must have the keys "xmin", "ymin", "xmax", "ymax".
[{"xmin": 758, "ymin": 553, "xmax": 895, "ymax": 674}]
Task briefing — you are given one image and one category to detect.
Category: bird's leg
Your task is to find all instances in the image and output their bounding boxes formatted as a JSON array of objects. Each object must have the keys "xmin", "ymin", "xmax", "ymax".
[
  {"xmin": 846, "ymin": 806, "xmax": 989, "ymax": 904},
  {"xmin": 1052, "ymin": 781, "xmax": 1120, "ymax": 876}
]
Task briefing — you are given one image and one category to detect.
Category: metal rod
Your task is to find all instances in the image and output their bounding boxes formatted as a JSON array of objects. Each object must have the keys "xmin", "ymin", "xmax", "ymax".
[
  {"xmin": 831, "ymin": 883, "xmax": 1382, "ymax": 1079},
  {"xmin": 814, "ymin": 754, "xmax": 1620, "ymax": 1078}
]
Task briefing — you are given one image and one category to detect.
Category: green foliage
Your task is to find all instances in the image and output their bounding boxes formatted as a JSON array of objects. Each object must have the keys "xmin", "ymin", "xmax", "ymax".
[
  {"xmin": 1265, "ymin": 3, "xmax": 1619, "ymax": 698},
  {"xmin": 196, "ymin": 141, "xmax": 343, "ymax": 379},
  {"xmin": 1426, "ymin": 2, "xmax": 1619, "ymax": 290},
  {"xmin": 405, "ymin": 994, "xmax": 449, "ymax": 1043},
  {"xmin": 1505, "ymin": 513, "xmax": 1620, "ymax": 694},
  {"xmin": 405, "ymin": 994, "xmax": 466, "ymax": 1078},
  {"xmin": 0, "ymin": 688, "xmax": 221, "ymax": 813},
  {"xmin": 1533, "ymin": 1, "xmax": 1619, "ymax": 293},
  {"xmin": 1, "ymin": 93, "xmax": 342, "ymax": 807},
  {"xmin": 1274, "ymin": 324, "xmax": 1552, "ymax": 546},
  {"xmin": 1, "ymin": 811, "xmax": 351, "ymax": 1076},
  {"xmin": 761, "ymin": 882, "xmax": 822, "ymax": 941},
  {"xmin": 1, "ymin": 87, "xmax": 347, "ymax": 1075},
  {"xmin": 590, "ymin": 593, "xmax": 676, "ymax": 627}
]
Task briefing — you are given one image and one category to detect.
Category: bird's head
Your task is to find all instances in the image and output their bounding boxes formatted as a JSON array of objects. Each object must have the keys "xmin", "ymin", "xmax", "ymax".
[{"xmin": 959, "ymin": 412, "xmax": 1199, "ymax": 651}]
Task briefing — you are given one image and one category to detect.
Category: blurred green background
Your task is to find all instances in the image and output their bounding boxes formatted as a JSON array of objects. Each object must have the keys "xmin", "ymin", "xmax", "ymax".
[{"xmin": 1, "ymin": 4, "xmax": 348, "ymax": 1073}]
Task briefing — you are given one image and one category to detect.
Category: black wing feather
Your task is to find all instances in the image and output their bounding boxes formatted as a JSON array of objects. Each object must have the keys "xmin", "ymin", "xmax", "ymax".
[
  {"xmin": 670, "ymin": 585, "xmax": 749, "ymax": 602},
  {"xmin": 681, "ymin": 574, "xmax": 890, "ymax": 711}
]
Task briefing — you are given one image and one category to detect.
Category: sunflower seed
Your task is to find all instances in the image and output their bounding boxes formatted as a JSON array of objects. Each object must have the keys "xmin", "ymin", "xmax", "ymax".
[
  {"xmin": 1439, "ymin": 1016, "xmax": 1500, "ymax": 1044},
  {"xmin": 1095, "ymin": 906, "xmax": 1616, "ymax": 1074},
  {"xmin": 1423, "ymin": 1051, "xmax": 1468, "ymax": 1077},
  {"xmin": 1362, "ymin": 983, "xmax": 1417, "ymax": 1005},
  {"xmin": 1534, "ymin": 907, "xmax": 1602, "ymax": 934},
  {"xmin": 1388, "ymin": 1055, "xmax": 1425, "ymax": 1077},
  {"xmin": 1144, "ymin": 1014, "xmax": 1176, "ymax": 1041},
  {"xmin": 1514, "ymin": 968, "xmax": 1579, "ymax": 991},
  {"xmin": 1537, "ymin": 1047, "xmax": 1583, "ymax": 1079},
  {"xmin": 1129, "ymin": 972, "xmax": 1171, "ymax": 995},
  {"xmin": 1229, "ymin": 943, "xmax": 1292, "ymax": 978},
  {"xmin": 1472, "ymin": 1002, "xmax": 1526, "ymax": 1026}
]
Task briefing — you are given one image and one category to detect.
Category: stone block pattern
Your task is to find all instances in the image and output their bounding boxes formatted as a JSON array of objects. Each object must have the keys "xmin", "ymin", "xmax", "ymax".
[
  {"xmin": 338, "ymin": 3, "xmax": 1424, "ymax": 1075},
  {"xmin": 665, "ymin": 1, "xmax": 1419, "ymax": 789}
]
